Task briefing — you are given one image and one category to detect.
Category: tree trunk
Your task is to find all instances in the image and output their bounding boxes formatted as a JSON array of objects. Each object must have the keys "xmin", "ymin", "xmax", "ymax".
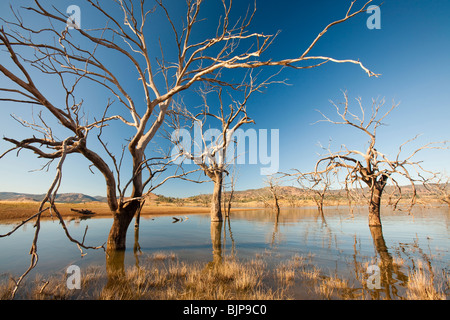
[
  {"xmin": 105, "ymin": 202, "xmax": 140, "ymax": 279},
  {"xmin": 107, "ymin": 211, "xmax": 134, "ymax": 252},
  {"xmin": 317, "ymin": 202, "xmax": 324, "ymax": 217},
  {"xmin": 314, "ymin": 195, "xmax": 324, "ymax": 217},
  {"xmin": 107, "ymin": 148, "xmax": 143, "ymax": 251},
  {"xmin": 222, "ymin": 184, "xmax": 234, "ymax": 218},
  {"xmin": 226, "ymin": 199, "xmax": 232, "ymax": 217},
  {"xmin": 211, "ymin": 173, "xmax": 223, "ymax": 222},
  {"xmin": 134, "ymin": 200, "xmax": 145, "ymax": 230},
  {"xmin": 107, "ymin": 201, "xmax": 141, "ymax": 251},
  {"xmin": 273, "ymin": 193, "xmax": 280, "ymax": 214},
  {"xmin": 368, "ymin": 186, "xmax": 383, "ymax": 227}
]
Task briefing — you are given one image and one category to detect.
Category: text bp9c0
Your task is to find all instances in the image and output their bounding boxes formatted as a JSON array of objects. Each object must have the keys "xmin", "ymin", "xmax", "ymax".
[{"xmin": 228, "ymin": 305, "xmax": 267, "ymax": 316}]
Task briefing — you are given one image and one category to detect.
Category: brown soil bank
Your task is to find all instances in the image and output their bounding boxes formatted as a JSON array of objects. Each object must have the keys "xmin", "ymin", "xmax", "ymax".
[{"xmin": 0, "ymin": 201, "xmax": 214, "ymax": 222}]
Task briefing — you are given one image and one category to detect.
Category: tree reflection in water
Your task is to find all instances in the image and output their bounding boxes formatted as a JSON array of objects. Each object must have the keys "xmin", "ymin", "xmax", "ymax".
[
  {"xmin": 210, "ymin": 221, "xmax": 223, "ymax": 266},
  {"xmin": 95, "ymin": 208, "xmax": 447, "ymax": 300},
  {"xmin": 368, "ymin": 225, "xmax": 408, "ymax": 300}
]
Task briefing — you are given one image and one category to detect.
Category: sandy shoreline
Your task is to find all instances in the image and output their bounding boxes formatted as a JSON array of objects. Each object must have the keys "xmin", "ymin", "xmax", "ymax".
[
  {"xmin": 0, "ymin": 201, "xmax": 262, "ymax": 223},
  {"xmin": 1, "ymin": 199, "xmax": 443, "ymax": 223}
]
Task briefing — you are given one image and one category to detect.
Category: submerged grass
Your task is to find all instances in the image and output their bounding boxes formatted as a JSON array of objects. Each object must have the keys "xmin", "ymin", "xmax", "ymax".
[
  {"xmin": 1, "ymin": 254, "xmax": 288, "ymax": 300},
  {"xmin": 406, "ymin": 260, "xmax": 448, "ymax": 300},
  {"xmin": 1, "ymin": 253, "xmax": 447, "ymax": 300},
  {"xmin": 273, "ymin": 255, "xmax": 448, "ymax": 300}
]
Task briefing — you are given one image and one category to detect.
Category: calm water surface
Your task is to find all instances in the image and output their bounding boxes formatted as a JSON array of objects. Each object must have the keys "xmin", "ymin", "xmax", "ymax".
[{"xmin": 0, "ymin": 206, "xmax": 449, "ymax": 299}]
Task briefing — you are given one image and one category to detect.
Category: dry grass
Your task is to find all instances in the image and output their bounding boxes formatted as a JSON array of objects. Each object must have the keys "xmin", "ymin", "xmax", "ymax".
[
  {"xmin": 406, "ymin": 260, "xmax": 447, "ymax": 300},
  {"xmin": 0, "ymin": 280, "xmax": 15, "ymax": 300},
  {"xmin": 275, "ymin": 254, "xmax": 307, "ymax": 284},
  {"xmin": 150, "ymin": 251, "xmax": 177, "ymax": 261},
  {"xmin": 314, "ymin": 274, "xmax": 350, "ymax": 299},
  {"xmin": 272, "ymin": 254, "xmax": 448, "ymax": 300},
  {"xmin": 273, "ymin": 254, "xmax": 356, "ymax": 299},
  {"xmin": 0, "ymin": 201, "xmax": 210, "ymax": 221},
  {"xmin": 1, "ymin": 254, "xmax": 288, "ymax": 300},
  {"xmin": 1, "ymin": 252, "xmax": 447, "ymax": 300},
  {"xmin": 0, "ymin": 201, "xmax": 261, "ymax": 222},
  {"xmin": 0, "ymin": 201, "xmax": 114, "ymax": 222}
]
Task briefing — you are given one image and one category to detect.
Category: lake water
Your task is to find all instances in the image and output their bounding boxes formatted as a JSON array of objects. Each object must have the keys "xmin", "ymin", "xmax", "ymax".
[{"xmin": 0, "ymin": 206, "xmax": 449, "ymax": 299}]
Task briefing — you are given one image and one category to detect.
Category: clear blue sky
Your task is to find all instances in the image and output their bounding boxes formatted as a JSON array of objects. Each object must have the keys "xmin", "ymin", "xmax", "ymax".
[{"xmin": 0, "ymin": 0, "xmax": 449, "ymax": 198}]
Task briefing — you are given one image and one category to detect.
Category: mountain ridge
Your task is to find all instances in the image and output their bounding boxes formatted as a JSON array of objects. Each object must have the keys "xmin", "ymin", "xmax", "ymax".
[
  {"xmin": 0, "ymin": 184, "xmax": 437, "ymax": 204},
  {"xmin": 0, "ymin": 192, "xmax": 106, "ymax": 203}
]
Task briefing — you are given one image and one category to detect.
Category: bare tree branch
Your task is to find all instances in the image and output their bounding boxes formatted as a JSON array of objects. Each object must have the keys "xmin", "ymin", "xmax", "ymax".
[
  {"xmin": 292, "ymin": 91, "xmax": 448, "ymax": 226},
  {"xmin": 0, "ymin": 0, "xmax": 380, "ymax": 291}
]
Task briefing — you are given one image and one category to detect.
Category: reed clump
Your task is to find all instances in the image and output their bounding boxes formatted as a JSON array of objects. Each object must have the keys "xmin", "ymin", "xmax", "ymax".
[{"xmin": 406, "ymin": 260, "xmax": 447, "ymax": 300}]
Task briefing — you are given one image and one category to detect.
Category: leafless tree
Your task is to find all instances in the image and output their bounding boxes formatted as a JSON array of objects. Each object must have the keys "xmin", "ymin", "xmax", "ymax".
[
  {"xmin": 435, "ymin": 179, "xmax": 450, "ymax": 208},
  {"xmin": 424, "ymin": 174, "xmax": 450, "ymax": 208},
  {"xmin": 295, "ymin": 170, "xmax": 334, "ymax": 216},
  {"xmin": 285, "ymin": 194, "xmax": 301, "ymax": 208},
  {"xmin": 170, "ymin": 70, "xmax": 283, "ymax": 221},
  {"xmin": 0, "ymin": 138, "xmax": 104, "ymax": 298},
  {"xmin": 222, "ymin": 164, "xmax": 238, "ymax": 218},
  {"xmin": 307, "ymin": 91, "xmax": 447, "ymax": 227},
  {"xmin": 265, "ymin": 175, "xmax": 281, "ymax": 213},
  {"xmin": 0, "ymin": 0, "xmax": 378, "ymax": 288}
]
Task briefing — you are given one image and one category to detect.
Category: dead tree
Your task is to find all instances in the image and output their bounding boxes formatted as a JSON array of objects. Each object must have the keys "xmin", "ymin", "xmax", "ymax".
[
  {"xmin": 170, "ymin": 85, "xmax": 248, "ymax": 222},
  {"xmin": 0, "ymin": 139, "xmax": 104, "ymax": 298},
  {"xmin": 295, "ymin": 171, "xmax": 334, "ymax": 216},
  {"xmin": 308, "ymin": 91, "xmax": 446, "ymax": 227},
  {"xmin": 434, "ymin": 178, "xmax": 450, "ymax": 208},
  {"xmin": 223, "ymin": 164, "xmax": 238, "ymax": 218},
  {"xmin": 265, "ymin": 175, "xmax": 281, "ymax": 214},
  {"xmin": 170, "ymin": 71, "xmax": 282, "ymax": 221},
  {"xmin": 0, "ymin": 0, "xmax": 378, "ymax": 283},
  {"xmin": 424, "ymin": 174, "xmax": 450, "ymax": 208}
]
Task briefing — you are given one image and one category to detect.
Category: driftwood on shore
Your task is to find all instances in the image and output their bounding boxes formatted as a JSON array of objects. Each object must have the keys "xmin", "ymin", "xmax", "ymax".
[{"xmin": 70, "ymin": 208, "xmax": 96, "ymax": 215}]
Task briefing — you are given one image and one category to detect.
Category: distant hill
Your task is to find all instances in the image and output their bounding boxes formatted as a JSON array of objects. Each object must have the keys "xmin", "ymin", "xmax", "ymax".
[
  {"xmin": 0, "ymin": 192, "xmax": 157, "ymax": 204},
  {"xmin": 0, "ymin": 192, "xmax": 103, "ymax": 203},
  {"xmin": 183, "ymin": 183, "xmax": 440, "ymax": 207},
  {"xmin": 0, "ymin": 183, "xmax": 441, "ymax": 205}
]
